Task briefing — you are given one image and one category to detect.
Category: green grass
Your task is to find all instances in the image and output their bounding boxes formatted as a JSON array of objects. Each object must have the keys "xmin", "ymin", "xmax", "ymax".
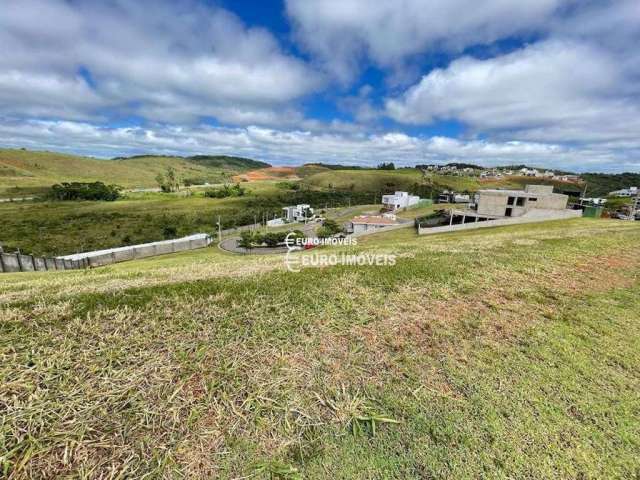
[
  {"xmin": 1, "ymin": 218, "xmax": 639, "ymax": 478},
  {"xmin": 0, "ymin": 148, "xmax": 263, "ymax": 197},
  {"xmin": 0, "ymin": 181, "xmax": 290, "ymax": 255}
]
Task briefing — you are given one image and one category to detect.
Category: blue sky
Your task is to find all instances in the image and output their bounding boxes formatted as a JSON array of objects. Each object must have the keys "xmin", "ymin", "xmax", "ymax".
[{"xmin": 0, "ymin": 0, "xmax": 639, "ymax": 172}]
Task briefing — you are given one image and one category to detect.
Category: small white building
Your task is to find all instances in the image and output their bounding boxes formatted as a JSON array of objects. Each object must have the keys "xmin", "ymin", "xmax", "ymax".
[
  {"xmin": 609, "ymin": 186, "xmax": 638, "ymax": 197},
  {"xmin": 382, "ymin": 191, "xmax": 420, "ymax": 211},
  {"xmin": 282, "ymin": 204, "xmax": 314, "ymax": 222}
]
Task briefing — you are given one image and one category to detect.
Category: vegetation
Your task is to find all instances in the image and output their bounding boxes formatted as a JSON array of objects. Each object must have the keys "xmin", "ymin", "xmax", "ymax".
[
  {"xmin": 204, "ymin": 183, "xmax": 246, "ymax": 198},
  {"xmin": 1, "ymin": 219, "xmax": 639, "ymax": 478},
  {"xmin": 48, "ymin": 181, "xmax": 121, "ymax": 201},
  {"xmin": 155, "ymin": 166, "xmax": 180, "ymax": 192},
  {"xmin": 317, "ymin": 219, "xmax": 343, "ymax": 238},
  {"xmin": 581, "ymin": 172, "xmax": 640, "ymax": 196},
  {"xmin": 377, "ymin": 162, "xmax": 396, "ymax": 170},
  {"xmin": 239, "ymin": 229, "xmax": 305, "ymax": 248},
  {"xmin": 0, "ymin": 148, "xmax": 267, "ymax": 197}
]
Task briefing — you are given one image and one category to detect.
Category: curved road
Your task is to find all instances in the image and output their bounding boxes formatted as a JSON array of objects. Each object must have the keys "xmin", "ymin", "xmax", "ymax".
[{"xmin": 219, "ymin": 222, "xmax": 317, "ymax": 255}]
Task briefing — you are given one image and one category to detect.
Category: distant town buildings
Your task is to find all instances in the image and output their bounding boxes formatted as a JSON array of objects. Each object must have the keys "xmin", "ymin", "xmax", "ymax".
[{"xmin": 419, "ymin": 164, "xmax": 582, "ymax": 183}]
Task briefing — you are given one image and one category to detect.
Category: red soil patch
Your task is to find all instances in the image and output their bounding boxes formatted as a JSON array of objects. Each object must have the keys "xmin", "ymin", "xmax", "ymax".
[{"xmin": 233, "ymin": 166, "xmax": 299, "ymax": 182}]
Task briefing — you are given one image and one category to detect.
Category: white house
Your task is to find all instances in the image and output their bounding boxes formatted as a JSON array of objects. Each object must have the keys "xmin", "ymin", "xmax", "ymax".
[
  {"xmin": 382, "ymin": 191, "xmax": 420, "ymax": 211},
  {"xmin": 282, "ymin": 204, "xmax": 314, "ymax": 222},
  {"xmin": 609, "ymin": 186, "xmax": 638, "ymax": 197}
]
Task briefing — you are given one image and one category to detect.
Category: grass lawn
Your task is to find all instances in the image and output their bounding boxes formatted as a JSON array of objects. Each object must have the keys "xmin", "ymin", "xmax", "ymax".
[{"xmin": 1, "ymin": 218, "xmax": 639, "ymax": 478}]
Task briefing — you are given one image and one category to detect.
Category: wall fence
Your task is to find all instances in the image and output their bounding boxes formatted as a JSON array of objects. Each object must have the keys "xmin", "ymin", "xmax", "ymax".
[{"xmin": 0, "ymin": 233, "xmax": 212, "ymax": 273}]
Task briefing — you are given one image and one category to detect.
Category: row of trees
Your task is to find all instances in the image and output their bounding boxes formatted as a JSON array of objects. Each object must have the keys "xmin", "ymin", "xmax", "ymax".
[{"xmin": 48, "ymin": 182, "xmax": 121, "ymax": 201}]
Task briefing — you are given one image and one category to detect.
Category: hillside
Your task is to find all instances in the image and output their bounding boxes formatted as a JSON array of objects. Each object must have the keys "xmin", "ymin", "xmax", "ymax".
[
  {"xmin": 299, "ymin": 168, "xmax": 584, "ymax": 197},
  {"xmin": 1, "ymin": 219, "xmax": 639, "ymax": 478},
  {"xmin": 0, "ymin": 149, "xmax": 268, "ymax": 197}
]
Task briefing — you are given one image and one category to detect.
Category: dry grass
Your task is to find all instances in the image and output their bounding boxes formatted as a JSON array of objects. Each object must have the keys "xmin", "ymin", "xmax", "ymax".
[{"xmin": 1, "ymin": 219, "xmax": 640, "ymax": 478}]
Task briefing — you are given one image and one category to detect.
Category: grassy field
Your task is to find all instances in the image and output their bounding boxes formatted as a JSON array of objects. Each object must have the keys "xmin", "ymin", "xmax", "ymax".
[
  {"xmin": 0, "ymin": 149, "xmax": 266, "ymax": 197},
  {"xmin": 1, "ymin": 218, "xmax": 639, "ymax": 478},
  {"xmin": 0, "ymin": 181, "xmax": 291, "ymax": 256}
]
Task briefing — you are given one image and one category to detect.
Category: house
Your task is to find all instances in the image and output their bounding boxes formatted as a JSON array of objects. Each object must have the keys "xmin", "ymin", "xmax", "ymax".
[
  {"xmin": 475, "ymin": 185, "xmax": 568, "ymax": 218},
  {"xmin": 382, "ymin": 191, "xmax": 420, "ymax": 211},
  {"xmin": 282, "ymin": 204, "xmax": 314, "ymax": 222},
  {"xmin": 346, "ymin": 215, "xmax": 397, "ymax": 235},
  {"xmin": 520, "ymin": 168, "xmax": 540, "ymax": 177},
  {"xmin": 437, "ymin": 191, "xmax": 471, "ymax": 204},
  {"xmin": 609, "ymin": 186, "xmax": 638, "ymax": 197},
  {"xmin": 418, "ymin": 184, "xmax": 581, "ymax": 235}
]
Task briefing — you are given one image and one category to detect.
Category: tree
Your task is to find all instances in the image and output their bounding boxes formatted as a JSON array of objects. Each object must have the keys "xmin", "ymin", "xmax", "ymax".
[
  {"xmin": 48, "ymin": 182, "xmax": 121, "ymax": 201},
  {"xmin": 156, "ymin": 166, "xmax": 180, "ymax": 192},
  {"xmin": 377, "ymin": 162, "xmax": 396, "ymax": 170},
  {"xmin": 238, "ymin": 231, "xmax": 254, "ymax": 251},
  {"xmin": 317, "ymin": 219, "xmax": 342, "ymax": 238}
]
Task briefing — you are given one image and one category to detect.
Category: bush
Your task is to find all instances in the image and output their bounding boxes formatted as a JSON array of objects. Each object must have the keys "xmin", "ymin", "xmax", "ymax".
[
  {"xmin": 317, "ymin": 219, "xmax": 342, "ymax": 238},
  {"xmin": 238, "ymin": 229, "xmax": 305, "ymax": 249},
  {"xmin": 204, "ymin": 183, "xmax": 246, "ymax": 198},
  {"xmin": 48, "ymin": 182, "xmax": 121, "ymax": 201}
]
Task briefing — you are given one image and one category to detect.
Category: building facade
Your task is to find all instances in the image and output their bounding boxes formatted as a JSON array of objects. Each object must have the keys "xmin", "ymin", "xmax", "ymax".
[
  {"xmin": 476, "ymin": 185, "xmax": 568, "ymax": 218},
  {"xmin": 382, "ymin": 191, "xmax": 420, "ymax": 211}
]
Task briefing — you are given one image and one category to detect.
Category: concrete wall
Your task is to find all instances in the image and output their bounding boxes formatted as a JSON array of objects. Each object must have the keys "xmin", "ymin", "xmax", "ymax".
[
  {"xmin": 477, "ymin": 192, "xmax": 510, "ymax": 216},
  {"xmin": 33, "ymin": 257, "xmax": 47, "ymax": 271},
  {"xmin": 0, "ymin": 252, "xmax": 86, "ymax": 273},
  {"xmin": 418, "ymin": 209, "xmax": 581, "ymax": 235},
  {"xmin": 351, "ymin": 221, "xmax": 414, "ymax": 238},
  {"xmin": 477, "ymin": 189, "xmax": 569, "ymax": 217},
  {"xmin": 58, "ymin": 234, "xmax": 213, "ymax": 269}
]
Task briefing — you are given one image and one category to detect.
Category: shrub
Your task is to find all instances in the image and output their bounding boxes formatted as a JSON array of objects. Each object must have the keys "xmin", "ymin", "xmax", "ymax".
[
  {"xmin": 204, "ymin": 183, "xmax": 246, "ymax": 198},
  {"xmin": 48, "ymin": 182, "xmax": 121, "ymax": 201},
  {"xmin": 317, "ymin": 219, "xmax": 342, "ymax": 238}
]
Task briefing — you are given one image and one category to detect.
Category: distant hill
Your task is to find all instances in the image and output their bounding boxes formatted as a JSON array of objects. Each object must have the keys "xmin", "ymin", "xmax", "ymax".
[
  {"xmin": 114, "ymin": 154, "xmax": 270, "ymax": 170},
  {"xmin": 0, "ymin": 148, "xmax": 268, "ymax": 197},
  {"xmin": 580, "ymin": 172, "xmax": 640, "ymax": 197}
]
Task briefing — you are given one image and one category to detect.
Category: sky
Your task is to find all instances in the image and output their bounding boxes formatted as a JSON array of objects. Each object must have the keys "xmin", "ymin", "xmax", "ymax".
[{"xmin": 1, "ymin": 0, "xmax": 639, "ymax": 172}]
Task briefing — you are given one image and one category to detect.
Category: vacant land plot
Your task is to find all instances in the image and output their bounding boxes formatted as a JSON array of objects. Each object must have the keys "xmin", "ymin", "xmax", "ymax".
[{"xmin": 1, "ymin": 218, "xmax": 639, "ymax": 478}]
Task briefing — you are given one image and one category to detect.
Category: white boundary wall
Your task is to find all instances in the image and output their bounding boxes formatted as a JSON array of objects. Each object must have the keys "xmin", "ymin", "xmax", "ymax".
[{"xmin": 58, "ymin": 233, "xmax": 212, "ymax": 267}]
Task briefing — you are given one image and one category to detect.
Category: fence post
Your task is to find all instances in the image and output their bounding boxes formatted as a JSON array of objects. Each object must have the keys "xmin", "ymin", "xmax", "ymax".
[
  {"xmin": 0, "ymin": 253, "xmax": 4, "ymax": 273},
  {"xmin": 16, "ymin": 254, "xmax": 23, "ymax": 272}
]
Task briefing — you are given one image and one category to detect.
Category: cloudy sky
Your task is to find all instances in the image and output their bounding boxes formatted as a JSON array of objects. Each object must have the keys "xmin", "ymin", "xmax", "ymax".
[{"xmin": 1, "ymin": 0, "xmax": 639, "ymax": 172}]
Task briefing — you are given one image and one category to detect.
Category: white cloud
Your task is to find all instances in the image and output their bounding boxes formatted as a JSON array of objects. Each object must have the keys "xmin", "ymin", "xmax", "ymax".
[
  {"xmin": 1, "ymin": 119, "xmax": 637, "ymax": 172},
  {"xmin": 0, "ymin": 0, "xmax": 323, "ymax": 125},
  {"xmin": 385, "ymin": 38, "xmax": 640, "ymax": 145},
  {"xmin": 286, "ymin": 0, "xmax": 567, "ymax": 81}
]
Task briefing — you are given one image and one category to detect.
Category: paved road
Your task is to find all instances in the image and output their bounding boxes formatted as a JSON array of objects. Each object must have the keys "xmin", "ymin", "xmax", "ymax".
[{"xmin": 219, "ymin": 222, "xmax": 317, "ymax": 255}]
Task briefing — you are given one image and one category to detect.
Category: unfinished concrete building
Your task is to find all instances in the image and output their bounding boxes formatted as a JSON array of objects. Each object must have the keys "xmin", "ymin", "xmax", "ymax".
[
  {"xmin": 418, "ymin": 185, "xmax": 581, "ymax": 235},
  {"xmin": 475, "ymin": 185, "xmax": 569, "ymax": 218}
]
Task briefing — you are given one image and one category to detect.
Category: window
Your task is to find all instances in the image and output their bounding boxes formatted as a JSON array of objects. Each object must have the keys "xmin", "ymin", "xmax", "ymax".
[
  {"xmin": 505, "ymin": 208, "xmax": 513, "ymax": 217},
  {"xmin": 528, "ymin": 197, "xmax": 537, "ymax": 202},
  {"xmin": 516, "ymin": 197, "xmax": 525, "ymax": 207},
  {"xmin": 507, "ymin": 196, "xmax": 516, "ymax": 205}
]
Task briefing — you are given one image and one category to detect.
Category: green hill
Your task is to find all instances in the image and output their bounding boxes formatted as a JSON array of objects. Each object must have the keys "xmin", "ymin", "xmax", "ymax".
[{"xmin": 0, "ymin": 149, "xmax": 268, "ymax": 197}]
